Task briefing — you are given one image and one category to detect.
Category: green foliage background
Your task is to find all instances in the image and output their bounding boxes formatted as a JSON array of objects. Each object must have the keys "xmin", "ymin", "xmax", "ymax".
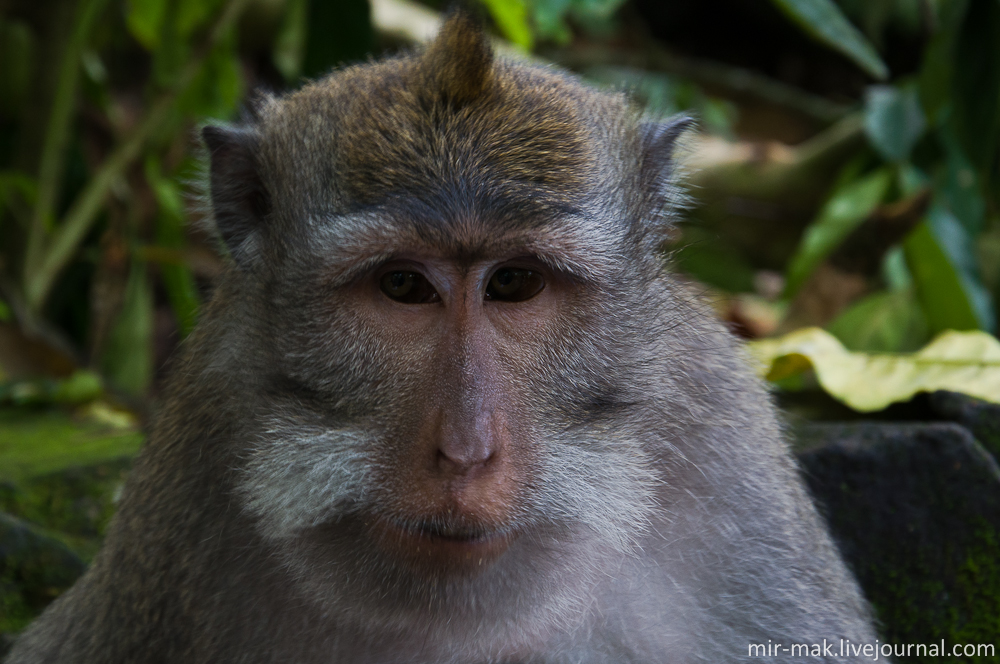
[{"xmin": 1, "ymin": 0, "xmax": 996, "ymax": 399}]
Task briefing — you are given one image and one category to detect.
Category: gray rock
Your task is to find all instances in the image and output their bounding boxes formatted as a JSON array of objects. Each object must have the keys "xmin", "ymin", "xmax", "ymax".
[
  {"xmin": 797, "ymin": 422, "xmax": 1000, "ymax": 659},
  {"xmin": 929, "ymin": 391, "xmax": 1000, "ymax": 460}
]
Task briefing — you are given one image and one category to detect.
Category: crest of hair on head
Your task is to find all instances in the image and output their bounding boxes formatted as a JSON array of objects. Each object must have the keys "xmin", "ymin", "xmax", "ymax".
[{"xmin": 420, "ymin": 11, "xmax": 494, "ymax": 107}]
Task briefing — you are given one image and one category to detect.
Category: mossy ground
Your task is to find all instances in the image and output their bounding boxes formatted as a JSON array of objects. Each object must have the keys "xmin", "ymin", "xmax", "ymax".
[
  {"xmin": 0, "ymin": 407, "xmax": 142, "ymax": 484},
  {"xmin": 0, "ymin": 405, "xmax": 140, "ymax": 635}
]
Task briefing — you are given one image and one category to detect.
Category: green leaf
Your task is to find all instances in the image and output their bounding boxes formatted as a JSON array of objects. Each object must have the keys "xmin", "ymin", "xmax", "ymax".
[
  {"xmin": 881, "ymin": 245, "xmax": 912, "ymax": 291},
  {"xmin": 572, "ymin": 0, "xmax": 626, "ymax": 14},
  {"xmin": 937, "ymin": 128, "xmax": 985, "ymax": 235},
  {"xmin": 904, "ymin": 208, "xmax": 995, "ymax": 334},
  {"xmin": 916, "ymin": 0, "xmax": 969, "ymax": 123},
  {"xmin": 748, "ymin": 327, "xmax": 1000, "ymax": 412},
  {"xmin": 784, "ymin": 167, "xmax": 893, "ymax": 297},
  {"xmin": 770, "ymin": 0, "xmax": 889, "ymax": 80},
  {"xmin": 532, "ymin": 0, "xmax": 574, "ymax": 42},
  {"xmin": 149, "ymin": 4, "xmax": 188, "ymax": 86},
  {"xmin": 0, "ymin": 170, "xmax": 38, "ymax": 214},
  {"xmin": 126, "ymin": 0, "xmax": 167, "ymax": 50},
  {"xmin": 951, "ymin": 0, "xmax": 1000, "ymax": 176},
  {"xmin": 863, "ymin": 84, "xmax": 926, "ymax": 162},
  {"xmin": 177, "ymin": 0, "xmax": 222, "ymax": 38},
  {"xmin": 0, "ymin": 371, "xmax": 103, "ymax": 406},
  {"xmin": 100, "ymin": 265, "xmax": 154, "ymax": 397},
  {"xmin": 482, "ymin": 0, "xmax": 533, "ymax": 50},
  {"xmin": 674, "ymin": 227, "xmax": 756, "ymax": 293},
  {"xmin": 531, "ymin": 0, "xmax": 626, "ymax": 42},
  {"xmin": 146, "ymin": 0, "xmax": 226, "ymax": 86},
  {"xmin": 273, "ymin": 0, "xmax": 308, "ymax": 83},
  {"xmin": 896, "ymin": 161, "xmax": 930, "ymax": 199},
  {"xmin": 827, "ymin": 288, "xmax": 928, "ymax": 353},
  {"xmin": 0, "ymin": 18, "xmax": 35, "ymax": 116},
  {"xmin": 52, "ymin": 370, "xmax": 104, "ymax": 404},
  {"xmin": 178, "ymin": 32, "xmax": 243, "ymax": 120}
]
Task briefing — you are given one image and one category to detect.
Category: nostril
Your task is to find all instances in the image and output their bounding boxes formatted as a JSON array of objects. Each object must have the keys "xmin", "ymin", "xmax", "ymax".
[
  {"xmin": 436, "ymin": 436, "xmax": 496, "ymax": 473},
  {"xmin": 435, "ymin": 405, "xmax": 503, "ymax": 474}
]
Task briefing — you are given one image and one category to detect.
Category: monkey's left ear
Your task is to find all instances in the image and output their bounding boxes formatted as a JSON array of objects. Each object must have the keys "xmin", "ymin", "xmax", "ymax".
[
  {"xmin": 202, "ymin": 125, "xmax": 271, "ymax": 267},
  {"xmin": 639, "ymin": 116, "xmax": 694, "ymax": 192}
]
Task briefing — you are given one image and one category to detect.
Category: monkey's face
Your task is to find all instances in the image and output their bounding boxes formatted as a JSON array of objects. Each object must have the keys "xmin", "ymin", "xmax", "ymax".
[
  {"xmin": 233, "ymin": 204, "xmax": 664, "ymax": 637},
  {"xmin": 343, "ymin": 254, "xmax": 554, "ymax": 572},
  {"xmin": 243, "ymin": 212, "xmax": 658, "ymax": 552},
  {"xmin": 209, "ymin": 12, "xmax": 687, "ymax": 646},
  {"xmin": 304, "ymin": 246, "xmax": 566, "ymax": 574}
]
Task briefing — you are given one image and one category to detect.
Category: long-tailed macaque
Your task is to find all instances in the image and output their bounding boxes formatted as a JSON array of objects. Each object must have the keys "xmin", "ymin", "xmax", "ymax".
[{"xmin": 7, "ymin": 12, "xmax": 879, "ymax": 664}]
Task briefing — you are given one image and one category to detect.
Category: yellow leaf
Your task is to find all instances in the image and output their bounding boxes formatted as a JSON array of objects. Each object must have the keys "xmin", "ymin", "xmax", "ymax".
[
  {"xmin": 747, "ymin": 327, "xmax": 1000, "ymax": 412},
  {"xmin": 77, "ymin": 400, "xmax": 139, "ymax": 431}
]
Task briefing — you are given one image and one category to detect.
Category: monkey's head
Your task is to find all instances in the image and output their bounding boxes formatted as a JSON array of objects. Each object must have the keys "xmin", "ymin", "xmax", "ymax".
[{"xmin": 200, "ymin": 11, "xmax": 690, "ymax": 650}]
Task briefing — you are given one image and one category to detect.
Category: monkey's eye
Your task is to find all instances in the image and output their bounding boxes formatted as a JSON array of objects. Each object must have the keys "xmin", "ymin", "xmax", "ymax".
[
  {"xmin": 380, "ymin": 271, "xmax": 440, "ymax": 304},
  {"xmin": 485, "ymin": 268, "xmax": 544, "ymax": 302}
]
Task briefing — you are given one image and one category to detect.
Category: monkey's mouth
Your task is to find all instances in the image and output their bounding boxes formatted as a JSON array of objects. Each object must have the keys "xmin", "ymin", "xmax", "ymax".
[
  {"xmin": 409, "ymin": 521, "xmax": 493, "ymax": 542},
  {"xmin": 371, "ymin": 516, "xmax": 518, "ymax": 568}
]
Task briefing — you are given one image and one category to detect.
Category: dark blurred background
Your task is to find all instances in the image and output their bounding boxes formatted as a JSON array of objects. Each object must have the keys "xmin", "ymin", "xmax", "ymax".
[{"xmin": 1, "ymin": 0, "xmax": 999, "ymax": 658}]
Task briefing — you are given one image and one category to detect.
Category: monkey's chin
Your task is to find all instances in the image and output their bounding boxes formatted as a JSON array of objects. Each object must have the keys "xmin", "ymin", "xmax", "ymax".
[{"xmin": 370, "ymin": 516, "xmax": 519, "ymax": 574}]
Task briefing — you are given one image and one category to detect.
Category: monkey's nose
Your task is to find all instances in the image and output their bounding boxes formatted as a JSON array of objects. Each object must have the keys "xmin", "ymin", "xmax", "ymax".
[{"xmin": 436, "ymin": 409, "xmax": 499, "ymax": 474}]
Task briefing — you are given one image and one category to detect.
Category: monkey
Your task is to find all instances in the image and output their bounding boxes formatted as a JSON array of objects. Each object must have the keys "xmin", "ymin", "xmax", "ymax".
[{"xmin": 6, "ymin": 12, "xmax": 881, "ymax": 664}]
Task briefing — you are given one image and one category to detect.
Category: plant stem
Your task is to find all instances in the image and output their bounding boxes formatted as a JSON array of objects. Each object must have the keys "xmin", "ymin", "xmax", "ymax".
[
  {"xmin": 23, "ymin": 0, "xmax": 112, "ymax": 290},
  {"xmin": 24, "ymin": 0, "xmax": 250, "ymax": 315}
]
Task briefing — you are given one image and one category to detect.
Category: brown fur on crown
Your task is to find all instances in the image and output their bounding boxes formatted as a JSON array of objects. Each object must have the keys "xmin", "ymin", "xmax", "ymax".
[{"xmin": 255, "ymin": 11, "xmax": 611, "ymax": 214}]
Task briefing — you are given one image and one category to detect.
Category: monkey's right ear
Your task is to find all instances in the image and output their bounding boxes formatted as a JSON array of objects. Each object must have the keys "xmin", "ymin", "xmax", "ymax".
[
  {"xmin": 639, "ymin": 116, "xmax": 694, "ymax": 190},
  {"xmin": 202, "ymin": 125, "xmax": 271, "ymax": 266}
]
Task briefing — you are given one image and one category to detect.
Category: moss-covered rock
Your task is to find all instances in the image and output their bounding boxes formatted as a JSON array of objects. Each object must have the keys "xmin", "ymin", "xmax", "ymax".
[
  {"xmin": 0, "ymin": 460, "xmax": 131, "ymax": 561},
  {"xmin": 930, "ymin": 391, "xmax": 1000, "ymax": 460},
  {"xmin": 798, "ymin": 422, "xmax": 1000, "ymax": 663},
  {"xmin": 0, "ymin": 404, "xmax": 137, "ymax": 643},
  {"xmin": 0, "ymin": 511, "xmax": 86, "ymax": 636}
]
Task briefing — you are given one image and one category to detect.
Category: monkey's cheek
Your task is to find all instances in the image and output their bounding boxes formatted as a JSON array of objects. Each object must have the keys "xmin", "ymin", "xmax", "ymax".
[{"xmin": 367, "ymin": 517, "xmax": 519, "ymax": 576}]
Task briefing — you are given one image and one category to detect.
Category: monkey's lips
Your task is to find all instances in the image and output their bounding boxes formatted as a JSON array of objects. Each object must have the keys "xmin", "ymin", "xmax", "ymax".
[{"xmin": 371, "ymin": 516, "xmax": 519, "ymax": 570}]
